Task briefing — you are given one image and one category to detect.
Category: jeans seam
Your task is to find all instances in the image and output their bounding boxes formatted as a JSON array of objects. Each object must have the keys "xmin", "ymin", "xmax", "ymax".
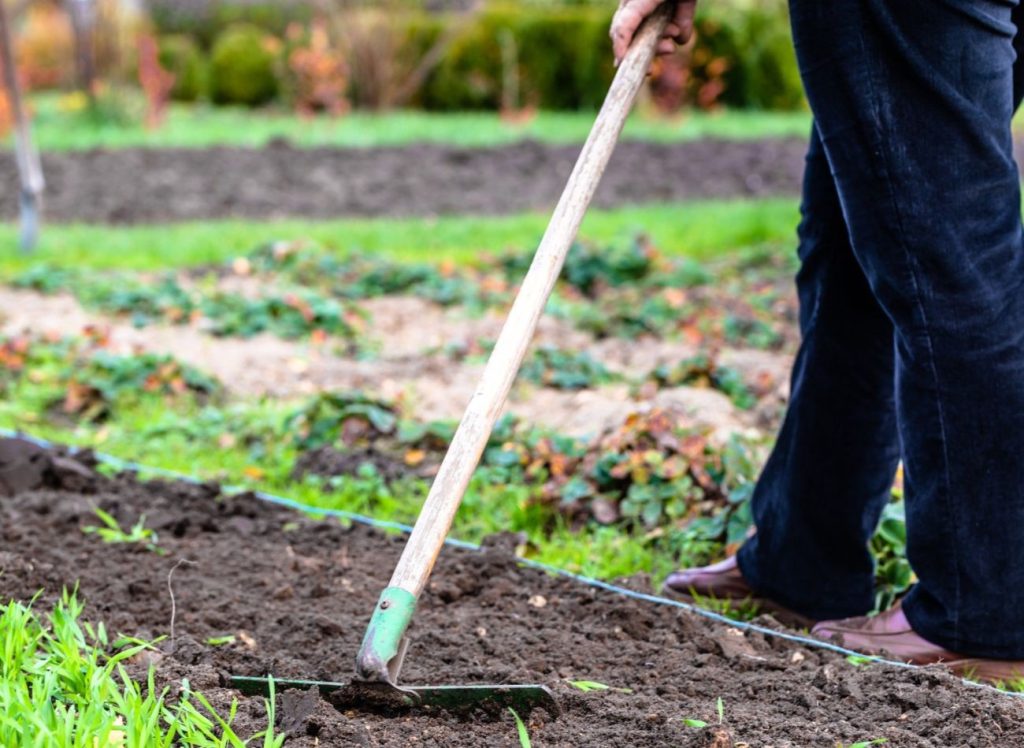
[{"xmin": 855, "ymin": 20, "xmax": 962, "ymax": 645}]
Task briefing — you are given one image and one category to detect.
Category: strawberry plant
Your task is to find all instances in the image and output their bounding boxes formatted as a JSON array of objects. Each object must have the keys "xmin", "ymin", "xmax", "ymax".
[
  {"xmin": 87, "ymin": 277, "xmax": 196, "ymax": 327},
  {"xmin": 519, "ymin": 346, "xmax": 617, "ymax": 390},
  {"xmin": 62, "ymin": 350, "xmax": 219, "ymax": 421},
  {"xmin": 495, "ymin": 409, "xmax": 763, "ymax": 541},
  {"xmin": 11, "ymin": 264, "xmax": 81, "ymax": 293},
  {"xmin": 582, "ymin": 410, "xmax": 719, "ymax": 527},
  {"xmin": 0, "ymin": 333, "xmax": 220, "ymax": 423},
  {"xmin": 199, "ymin": 290, "xmax": 364, "ymax": 342},
  {"xmin": 241, "ymin": 242, "xmax": 503, "ymax": 310},
  {"xmin": 0, "ymin": 337, "xmax": 33, "ymax": 391},
  {"xmin": 871, "ymin": 500, "xmax": 913, "ymax": 613},
  {"xmin": 13, "ymin": 264, "xmax": 365, "ymax": 345},
  {"xmin": 650, "ymin": 352, "xmax": 755, "ymax": 409},
  {"xmin": 286, "ymin": 392, "xmax": 399, "ymax": 450},
  {"xmin": 501, "ymin": 237, "xmax": 657, "ymax": 297},
  {"xmin": 722, "ymin": 313, "xmax": 784, "ymax": 350}
]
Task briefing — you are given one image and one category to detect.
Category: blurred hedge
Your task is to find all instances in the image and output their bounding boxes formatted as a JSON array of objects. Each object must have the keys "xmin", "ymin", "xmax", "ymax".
[
  {"xmin": 412, "ymin": 6, "xmax": 616, "ymax": 110},
  {"xmin": 695, "ymin": 2, "xmax": 802, "ymax": 110},
  {"xmin": 145, "ymin": 0, "xmax": 803, "ymax": 111},
  {"xmin": 412, "ymin": 1, "xmax": 802, "ymax": 111},
  {"xmin": 209, "ymin": 23, "xmax": 279, "ymax": 105},
  {"xmin": 148, "ymin": 0, "xmax": 312, "ymax": 47},
  {"xmin": 158, "ymin": 35, "xmax": 208, "ymax": 101}
]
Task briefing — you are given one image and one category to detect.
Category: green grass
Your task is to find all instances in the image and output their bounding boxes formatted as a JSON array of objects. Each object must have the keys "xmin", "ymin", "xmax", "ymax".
[
  {"xmin": 0, "ymin": 590, "xmax": 284, "ymax": 746},
  {"xmin": 21, "ymin": 95, "xmax": 812, "ymax": 151},
  {"xmin": 0, "ymin": 198, "xmax": 799, "ymax": 275}
]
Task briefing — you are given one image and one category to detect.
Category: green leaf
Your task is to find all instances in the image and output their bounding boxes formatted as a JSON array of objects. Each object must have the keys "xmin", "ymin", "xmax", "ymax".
[
  {"xmin": 567, "ymin": 679, "xmax": 633, "ymax": 694},
  {"xmin": 876, "ymin": 517, "xmax": 906, "ymax": 548},
  {"xmin": 683, "ymin": 718, "xmax": 708, "ymax": 728},
  {"xmin": 560, "ymin": 476, "xmax": 592, "ymax": 505},
  {"xmin": 845, "ymin": 655, "xmax": 873, "ymax": 666},
  {"xmin": 641, "ymin": 499, "xmax": 664, "ymax": 527},
  {"xmin": 508, "ymin": 707, "xmax": 532, "ymax": 748},
  {"xmin": 485, "ymin": 447, "xmax": 522, "ymax": 467}
]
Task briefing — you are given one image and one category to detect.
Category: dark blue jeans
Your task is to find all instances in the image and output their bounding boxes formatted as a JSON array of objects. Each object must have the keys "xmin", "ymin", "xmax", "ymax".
[{"xmin": 737, "ymin": 0, "xmax": 1024, "ymax": 659}]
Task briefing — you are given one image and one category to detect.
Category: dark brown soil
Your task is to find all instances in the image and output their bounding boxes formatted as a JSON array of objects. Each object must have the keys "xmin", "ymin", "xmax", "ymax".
[
  {"xmin": 0, "ymin": 139, "xmax": 807, "ymax": 224},
  {"xmin": 3, "ymin": 437, "xmax": 1023, "ymax": 747},
  {"xmin": 292, "ymin": 445, "xmax": 425, "ymax": 484}
]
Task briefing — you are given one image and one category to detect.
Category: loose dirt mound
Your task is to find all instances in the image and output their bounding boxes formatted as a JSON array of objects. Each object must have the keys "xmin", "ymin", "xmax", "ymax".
[
  {"xmin": 292, "ymin": 445, "xmax": 422, "ymax": 483},
  {"xmin": 0, "ymin": 139, "xmax": 806, "ymax": 223},
  {"xmin": 1, "ymin": 438, "xmax": 1021, "ymax": 746}
]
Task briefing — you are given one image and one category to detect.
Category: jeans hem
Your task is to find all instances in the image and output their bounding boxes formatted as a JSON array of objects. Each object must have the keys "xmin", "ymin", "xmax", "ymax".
[
  {"xmin": 737, "ymin": 540, "xmax": 873, "ymax": 622},
  {"xmin": 902, "ymin": 589, "xmax": 1024, "ymax": 660}
]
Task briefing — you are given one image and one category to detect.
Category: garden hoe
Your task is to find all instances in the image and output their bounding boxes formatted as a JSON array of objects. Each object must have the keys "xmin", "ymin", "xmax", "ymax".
[
  {"xmin": 0, "ymin": 0, "xmax": 44, "ymax": 252},
  {"xmin": 231, "ymin": 2, "xmax": 674, "ymax": 717}
]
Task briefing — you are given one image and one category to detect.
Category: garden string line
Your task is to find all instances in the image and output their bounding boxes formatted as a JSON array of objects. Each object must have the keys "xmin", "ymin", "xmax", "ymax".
[{"xmin": 7, "ymin": 428, "xmax": 1023, "ymax": 702}]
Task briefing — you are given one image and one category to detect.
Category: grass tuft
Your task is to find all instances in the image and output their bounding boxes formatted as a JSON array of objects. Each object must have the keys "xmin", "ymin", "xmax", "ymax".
[
  {"xmin": 508, "ymin": 708, "xmax": 532, "ymax": 748},
  {"xmin": 0, "ymin": 590, "xmax": 283, "ymax": 746}
]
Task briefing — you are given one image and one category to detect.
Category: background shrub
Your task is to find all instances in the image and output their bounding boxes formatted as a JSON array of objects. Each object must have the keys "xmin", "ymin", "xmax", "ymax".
[
  {"xmin": 729, "ymin": 3, "xmax": 802, "ymax": 110},
  {"xmin": 413, "ymin": 2, "xmax": 801, "ymax": 112},
  {"xmin": 209, "ymin": 23, "xmax": 279, "ymax": 106},
  {"xmin": 696, "ymin": 0, "xmax": 802, "ymax": 110},
  {"xmin": 157, "ymin": 35, "xmax": 208, "ymax": 101},
  {"xmin": 277, "ymin": 21, "xmax": 349, "ymax": 114},
  {"xmin": 139, "ymin": 1, "xmax": 805, "ymax": 111},
  {"xmin": 419, "ymin": 5, "xmax": 615, "ymax": 111},
  {"xmin": 14, "ymin": 4, "xmax": 75, "ymax": 90}
]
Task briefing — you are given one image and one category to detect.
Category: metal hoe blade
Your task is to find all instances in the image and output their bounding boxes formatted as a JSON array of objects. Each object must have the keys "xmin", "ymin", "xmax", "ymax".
[{"xmin": 229, "ymin": 676, "xmax": 559, "ymax": 716}]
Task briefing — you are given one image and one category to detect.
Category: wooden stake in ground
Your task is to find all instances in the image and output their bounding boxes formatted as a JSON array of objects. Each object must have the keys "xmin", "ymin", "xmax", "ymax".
[{"xmin": 0, "ymin": 0, "xmax": 44, "ymax": 251}]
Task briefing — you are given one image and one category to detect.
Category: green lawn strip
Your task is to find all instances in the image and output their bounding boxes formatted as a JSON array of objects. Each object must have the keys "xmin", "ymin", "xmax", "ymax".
[
  {"xmin": 0, "ymin": 591, "xmax": 283, "ymax": 745},
  {"xmin": 0, "ymin": 199, "xmax": 799, "ymax": 275},
  {"xmin": 21, "ymin": 96, "xmax": 811, "ymax": 151}
]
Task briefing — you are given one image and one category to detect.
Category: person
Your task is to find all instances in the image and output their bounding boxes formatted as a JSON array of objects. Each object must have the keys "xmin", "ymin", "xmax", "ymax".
[{"xmin": 610, "ymin": 0, "xmax": 1024, "ymax": 683}]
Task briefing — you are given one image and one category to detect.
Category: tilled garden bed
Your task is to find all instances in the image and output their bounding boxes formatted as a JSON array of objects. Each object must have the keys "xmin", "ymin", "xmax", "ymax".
[{"xmin": 2, "ymin": 439, "xmax": 1022, "ymax": 747}]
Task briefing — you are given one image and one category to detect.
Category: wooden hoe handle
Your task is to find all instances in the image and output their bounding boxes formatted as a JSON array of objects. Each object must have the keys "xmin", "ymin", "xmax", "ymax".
[{"xmin": 356, "ymin": 2, "xmax": 673, "ymax": 684}]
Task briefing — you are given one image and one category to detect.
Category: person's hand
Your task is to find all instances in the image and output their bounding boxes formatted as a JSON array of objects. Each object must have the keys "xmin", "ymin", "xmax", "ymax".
[{"xmin": 610, "ymin": 0, "xmax": 697, "ymax": 66}]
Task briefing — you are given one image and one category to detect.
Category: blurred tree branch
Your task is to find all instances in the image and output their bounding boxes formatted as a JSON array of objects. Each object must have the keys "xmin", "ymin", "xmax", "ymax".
[{"xmin": 314, "ymin": 0, "xmax": 480, "ymax": 109}]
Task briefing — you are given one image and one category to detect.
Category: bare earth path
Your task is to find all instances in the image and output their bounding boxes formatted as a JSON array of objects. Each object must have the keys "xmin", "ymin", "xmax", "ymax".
[
  {"xmin": 0, "ymin": 139, "xmax": 806, "ymax": 223},
  {"xmin": 0, "ymin": 286, "xmax": 791, "ymax": 439}
]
